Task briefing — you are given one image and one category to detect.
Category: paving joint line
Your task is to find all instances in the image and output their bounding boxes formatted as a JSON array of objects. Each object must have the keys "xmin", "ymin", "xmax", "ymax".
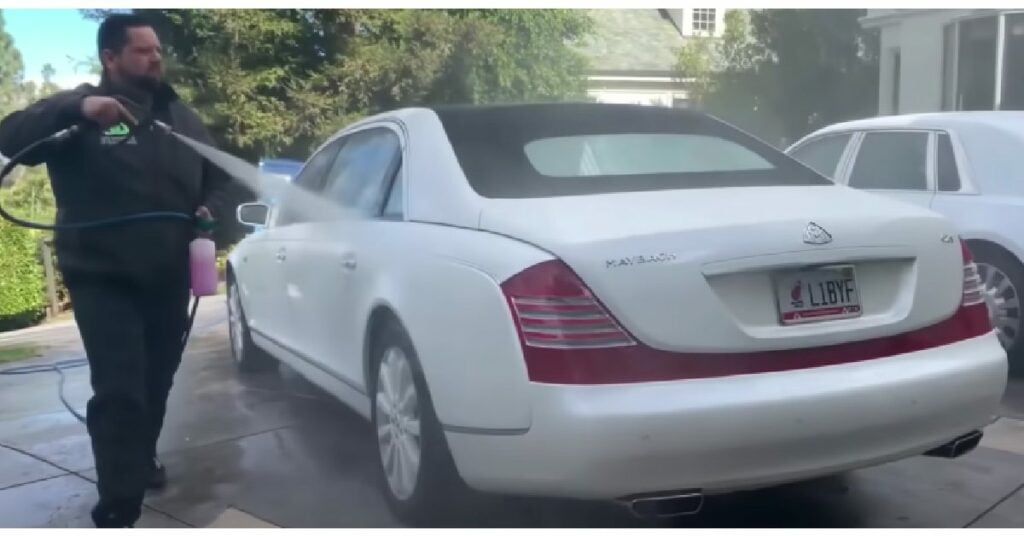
[
  {"xmin": 222, "ymin": 505, "xmax": 282, "ymax": 528},
  {"xmin": 0, "ymin": 473, "xmax": 69, "ymax": 492},
  {"xmin": 0, "ymin": 442, "xmax": 77, "ymax": 475},
  {"xmin": 28, "ymin": 469, "xmax": 198, "ymax": 528},
  {"xmin": 965, "ymin": 481, "xmax": 1024, "ymax": 527}
]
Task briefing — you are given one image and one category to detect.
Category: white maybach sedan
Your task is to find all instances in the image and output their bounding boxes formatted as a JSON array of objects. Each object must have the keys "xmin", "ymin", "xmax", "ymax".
[{"xmin": 226, "ymin": 103, "xmax": 1008, "ymax": 523}]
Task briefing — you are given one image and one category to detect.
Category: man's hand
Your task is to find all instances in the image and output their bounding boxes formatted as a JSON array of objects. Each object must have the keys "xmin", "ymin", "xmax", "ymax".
[{"xmin": 81, "ymin": 96, "xmax": 138, "ymax": 128}]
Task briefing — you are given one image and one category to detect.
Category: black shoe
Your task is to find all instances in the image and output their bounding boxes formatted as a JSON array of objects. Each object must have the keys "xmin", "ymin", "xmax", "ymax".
[
  {"xmin": 91, "ymin": 500, "xmax": 139, "ymax": 528},
  {"xmin": 147, "ymin": 458, "xmax": 167, "ymax": 490}
]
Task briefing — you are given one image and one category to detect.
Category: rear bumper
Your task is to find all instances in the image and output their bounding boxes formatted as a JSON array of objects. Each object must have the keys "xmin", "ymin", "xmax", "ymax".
[{"xmin": 445, "ymin": 332, "xmax": 1007, "ymax": 499}]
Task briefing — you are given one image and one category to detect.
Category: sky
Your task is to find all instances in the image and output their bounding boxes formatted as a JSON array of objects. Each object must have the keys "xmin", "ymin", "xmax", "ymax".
[{"xmin": 3, "ymin": 9, "xmax": 99, "ymax": 89}]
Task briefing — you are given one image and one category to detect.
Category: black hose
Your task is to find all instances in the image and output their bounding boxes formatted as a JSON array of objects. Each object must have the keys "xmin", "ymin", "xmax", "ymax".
[{"xmin": 0, "ymin": 125, "xmax": 193, "ymax": 231}]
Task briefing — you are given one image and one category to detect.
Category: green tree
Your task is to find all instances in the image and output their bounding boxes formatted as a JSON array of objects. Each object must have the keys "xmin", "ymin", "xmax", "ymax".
[
  {"xmin": 0, "ymin": 12, "xmax": 23, "ymax": 115},
  {"xmin": 39, "ymin": 63, "xmax": 60, "ymax": 96},
  {"xmin": 0, "ymin": 218, "xmax": 45, "ymax": 330},
  {"xmin": 68, "ymin": 53, "xmax": 102, "ymax": 76},
  {"xmin": 0, "ymin": 14, "xmax": 49, "ymax": 330},
  {"xmin": 678, "ymin": 9, "xmax": 878, "ymax": 146},
  {"xmin": 85, "ymin": 9, "xmax": 593, "ymax": 160}
]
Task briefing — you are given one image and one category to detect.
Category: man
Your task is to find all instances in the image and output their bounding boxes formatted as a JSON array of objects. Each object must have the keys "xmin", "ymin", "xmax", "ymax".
[{"xmin": 0, "ymin": 14, "xmax": 231, "ymax": 528}]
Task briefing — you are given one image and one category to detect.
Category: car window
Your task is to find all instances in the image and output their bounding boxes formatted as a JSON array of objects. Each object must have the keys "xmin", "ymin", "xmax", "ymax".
[
  {"xmin": 433, "ymin": 104, "xmax": 830, "ymax": 199},
  {"xmin": 322, "ymin": 128, "xmax": 402, "ymax": 216},
  {"xmin": 937, "ymin": 133, "xmax": 962, "ymax": 192},
  {"xmin": 524, "ymin": 134, "xmax": 773, "ymax": 177},
  {"xmin": 788, "ymin": 134, "xmax": 852, "ymax": 179},
  {"xmin": 276, "ymin": 140, "xmax": 343, "ymax": 226},
  {"xmin": 848, "ymin": 131, "xmax": 930, "ymax": 191},
  {"xmin": 382, "ymin": 166, "xmax": 404, "ymax": 219}
]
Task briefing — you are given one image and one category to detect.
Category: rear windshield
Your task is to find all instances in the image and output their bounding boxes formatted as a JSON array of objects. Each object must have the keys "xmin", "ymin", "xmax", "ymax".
[{"xmin": 434, "ymin": 103, "xmax": 830, "ymax": 199}]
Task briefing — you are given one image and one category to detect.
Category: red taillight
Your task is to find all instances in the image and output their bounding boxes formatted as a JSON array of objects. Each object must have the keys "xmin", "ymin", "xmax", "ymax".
[{"xmin": 502, "ymin": 260, "xmax": 634, "ymax": 350}]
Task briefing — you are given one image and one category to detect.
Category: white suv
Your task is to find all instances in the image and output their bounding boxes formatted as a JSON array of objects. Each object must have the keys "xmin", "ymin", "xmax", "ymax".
[{"xmin": 787, "ymin": 111, "xmax": 1024, "ymax": 370}]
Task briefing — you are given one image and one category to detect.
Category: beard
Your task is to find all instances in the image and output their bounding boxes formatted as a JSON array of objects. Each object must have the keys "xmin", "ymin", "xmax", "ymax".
[{"xmin": 121, "ymin": 68, "xmax": 163, "ymax": 93}]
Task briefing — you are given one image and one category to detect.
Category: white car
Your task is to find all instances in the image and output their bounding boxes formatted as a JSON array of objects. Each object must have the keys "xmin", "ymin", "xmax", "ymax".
[
  {"xmin": 226, "ymin": 103, "xmax": 1007, "ymax": 523},
  {"xmin": 787, "ymin": 112, "xmax": 1024, "ymax": 370}
]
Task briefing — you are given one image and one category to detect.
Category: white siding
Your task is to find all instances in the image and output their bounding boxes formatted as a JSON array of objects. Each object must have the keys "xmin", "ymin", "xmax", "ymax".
[{"xmin": 869, "ymin": 10, "xmax": 999, "ymax": 115}]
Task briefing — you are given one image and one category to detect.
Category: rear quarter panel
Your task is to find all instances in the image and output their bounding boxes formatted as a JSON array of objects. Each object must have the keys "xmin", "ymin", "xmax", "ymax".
[
  {"xmin": 352, "ymin": 220, "xmax": 552, "ymax": 431},
  {"xmin": 931, "ymin": 194, "xmax": 1024, "ymax": 264}
]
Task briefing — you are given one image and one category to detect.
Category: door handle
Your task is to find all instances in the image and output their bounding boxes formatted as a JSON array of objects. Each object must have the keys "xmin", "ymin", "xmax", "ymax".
[
  {"xmin": 275, "ymin": 248, "xmax": 287, "ymax": 262},
  {"xmin": 341, "ymin": 255, "xmax": 357, "ymax": 270}
]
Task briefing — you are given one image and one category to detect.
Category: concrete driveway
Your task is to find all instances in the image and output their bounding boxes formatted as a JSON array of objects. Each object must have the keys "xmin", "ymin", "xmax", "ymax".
[{"xmin": 1, "ymin": 295, "xmax": 1024, "ymax": 528}]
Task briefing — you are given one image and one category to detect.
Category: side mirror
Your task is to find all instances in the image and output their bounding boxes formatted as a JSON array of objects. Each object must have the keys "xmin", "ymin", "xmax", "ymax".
[{"xmin": 237, "ymin": 202, "xmax": 270, "ymax": 228}]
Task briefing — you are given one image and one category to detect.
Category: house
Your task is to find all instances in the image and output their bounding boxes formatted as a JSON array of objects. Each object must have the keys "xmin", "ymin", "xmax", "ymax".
[
  {"xmin": 861, "ymin": 9, "xmax": 1024, "ymax": 115},
  {"xmin": 577, "ymin": 9, "xmax": 726, "ymax": 108}
]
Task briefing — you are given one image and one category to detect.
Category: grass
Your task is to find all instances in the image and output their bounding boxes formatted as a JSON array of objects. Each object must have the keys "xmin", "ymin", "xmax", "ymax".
[{"xmin": 0, "ymin": 344, "xmax": 41, "ymax": 364}]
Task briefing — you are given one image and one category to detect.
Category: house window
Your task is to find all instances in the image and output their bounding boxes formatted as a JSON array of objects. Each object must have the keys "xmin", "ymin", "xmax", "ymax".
[
  {"xmin": 958, "ymin": 16, "xmax": 998, "ymax": 110},
  {"xmin": 942, "ymin": 12, "xmax": 1024, "ymax": 111},
  {"xmin": 942, "ymin": 23, "xmax": 957, "ymax": 110},
  {"xmin": 692, "ymin": 9, "xmax": 716, "ymax": 34},
  {"xmin": 891, "ymin": 49, "xmax": 901, "ymax": 114},
  {"xmin": 1003, "ymin": 13, "xmax": 1024, "ymax": 110}
]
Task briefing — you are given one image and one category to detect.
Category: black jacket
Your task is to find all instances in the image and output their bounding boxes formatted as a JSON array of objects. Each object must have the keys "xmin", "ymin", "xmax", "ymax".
[{"xmin": 0, "ymin": 81, "xmax": 231, "ymax": 285}]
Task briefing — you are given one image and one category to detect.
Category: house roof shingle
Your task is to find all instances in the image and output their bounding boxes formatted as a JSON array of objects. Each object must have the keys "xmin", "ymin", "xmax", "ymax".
[{"xmin": 576, "ymin": 10, "xmax": 687, "ymax": 74}]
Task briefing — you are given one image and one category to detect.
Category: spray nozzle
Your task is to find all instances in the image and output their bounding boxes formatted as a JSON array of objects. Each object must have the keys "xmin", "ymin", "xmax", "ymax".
[{"xmin": 151, "ymin": 119, "xmax": 173, "ymax": 135}]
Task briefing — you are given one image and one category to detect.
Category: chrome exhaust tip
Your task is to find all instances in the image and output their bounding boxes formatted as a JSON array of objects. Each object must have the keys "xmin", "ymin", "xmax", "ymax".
[
  {"xmin": 924, "ymin": 430, "xmax": 983, "ymax": 458},
  {"xmin": 620, "ymin": 490, "xmax": 704, "ymax": 519}
]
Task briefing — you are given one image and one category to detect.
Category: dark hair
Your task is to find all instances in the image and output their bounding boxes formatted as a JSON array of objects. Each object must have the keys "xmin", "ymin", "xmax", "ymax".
[{"xmin": 97, "ymin": 13, "xmax": 153, "ymax": 55}]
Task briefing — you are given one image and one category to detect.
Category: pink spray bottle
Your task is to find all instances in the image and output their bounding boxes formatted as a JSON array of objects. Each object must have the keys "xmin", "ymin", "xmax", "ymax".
[{"xmin": 189, "ymin": 216, "xmax": 219, "ymax": 297}]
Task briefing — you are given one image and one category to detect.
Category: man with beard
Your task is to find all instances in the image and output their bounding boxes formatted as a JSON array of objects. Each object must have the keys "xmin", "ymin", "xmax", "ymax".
[{"xmin": 0, "ymin": 14, "xmax": 231, "ymax": 527}]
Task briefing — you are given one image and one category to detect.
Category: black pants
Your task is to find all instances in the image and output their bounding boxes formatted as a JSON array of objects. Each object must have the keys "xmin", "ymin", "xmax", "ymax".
[{"xmin": 65, "ymin": 270, "xmax": 190, "ymax": 522}]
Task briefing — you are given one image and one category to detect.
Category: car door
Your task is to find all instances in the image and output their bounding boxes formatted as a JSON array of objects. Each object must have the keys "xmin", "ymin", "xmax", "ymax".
[
  {"xmin": 842, "ymin": 130, "xmax": 936, "ymax": 210},
  {"xmin": 283, "ymin": 125, "xmax": 404, "ymax": 391},
  {"xmin": 248, "ymin": 140, "xmax": 342, "ymax": 352}
]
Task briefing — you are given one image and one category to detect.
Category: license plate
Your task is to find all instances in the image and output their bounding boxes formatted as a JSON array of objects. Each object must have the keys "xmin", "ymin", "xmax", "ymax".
[{"xmin": 775, "ymin": 265, "xmax": 862, "ymax": 325}]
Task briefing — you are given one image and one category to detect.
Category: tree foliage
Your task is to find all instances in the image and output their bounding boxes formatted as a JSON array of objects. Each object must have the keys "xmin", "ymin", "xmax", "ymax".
[
  {"xmin": 679, "ymin": 9, "xmax": 878, "ymax": 146},
  {"xmin": 0, "ymin": 14, "xmax": 48, "ymax": 328},
  {"xmin": 0, "ymin": 13, "xmax": 23, "ymax": 115},
  {"xmin": 87, "ymin": 9, "xmax": 593, "ymax": 161},
  {"xmin": 0, "ymin": 218, "xmax": 45, "ymax": 330}
]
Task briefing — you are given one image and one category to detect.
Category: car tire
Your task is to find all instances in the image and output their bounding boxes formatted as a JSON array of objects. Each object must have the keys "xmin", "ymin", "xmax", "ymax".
[
  {"xmin": 227, "ymin": 276, "xmax": 276, "ymax": 373},
  {"xmin": 970, "ymin": 244, "xmax": 1024, "ymax": 373},
  {"xmin": 370, "ymin": 318, "xmax": 465, "ymax": 526}
]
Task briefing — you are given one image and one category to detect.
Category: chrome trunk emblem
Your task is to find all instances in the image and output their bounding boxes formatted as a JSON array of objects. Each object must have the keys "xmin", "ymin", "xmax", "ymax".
[{"xmin": 803, "ymin": 222, "xmax": 832, "ymax": 245}]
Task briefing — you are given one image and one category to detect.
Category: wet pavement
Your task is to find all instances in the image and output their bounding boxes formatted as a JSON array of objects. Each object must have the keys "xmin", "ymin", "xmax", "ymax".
[{"xmin": 1, "ymin": 295, "xmax": 1023, "ymax": 528}]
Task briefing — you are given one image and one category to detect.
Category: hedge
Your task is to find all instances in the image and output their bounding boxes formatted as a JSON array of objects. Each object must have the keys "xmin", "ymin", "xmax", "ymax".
[{"xmin": 0, "ymin": 219, "xmax": 45, "ymax": 331}]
